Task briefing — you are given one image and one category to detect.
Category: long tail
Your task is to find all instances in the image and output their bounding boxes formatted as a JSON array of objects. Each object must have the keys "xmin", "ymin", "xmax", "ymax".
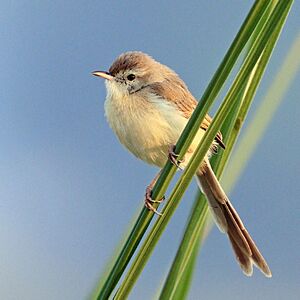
[{"xmin": 196, "ymin": 160, "xmax": 272, "ymax": 277}]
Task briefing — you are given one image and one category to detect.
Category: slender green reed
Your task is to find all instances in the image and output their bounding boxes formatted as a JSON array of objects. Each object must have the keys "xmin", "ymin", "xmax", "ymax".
[{"xmin": 158, "ymin": 4, "xmax": 293, "ymax": 297}]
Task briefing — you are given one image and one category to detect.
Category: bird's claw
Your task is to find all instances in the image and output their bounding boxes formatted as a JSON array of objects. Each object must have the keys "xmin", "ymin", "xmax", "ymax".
[
  {"xmin": 145, "ymin": 188, "xmax": 164, "ymax": 216},
  {"xmin": 168, "ymin": 145, "xmax": 184, "ymax": 170}
]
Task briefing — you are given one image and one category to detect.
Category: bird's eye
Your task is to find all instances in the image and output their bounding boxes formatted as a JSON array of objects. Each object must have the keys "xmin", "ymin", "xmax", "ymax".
[{"xmin": 127, "ymin": 74, "xmax": 136, "ymax": 81}]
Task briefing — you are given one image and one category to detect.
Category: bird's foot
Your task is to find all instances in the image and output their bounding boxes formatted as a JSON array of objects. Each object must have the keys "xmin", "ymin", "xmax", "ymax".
[
  {"xmin": 168, "ymin": 145, "xmax": 184, "ymax": 170},
  {"xmin": 144, "ymin": 186, "xmax": 164, "ymax": 216}
]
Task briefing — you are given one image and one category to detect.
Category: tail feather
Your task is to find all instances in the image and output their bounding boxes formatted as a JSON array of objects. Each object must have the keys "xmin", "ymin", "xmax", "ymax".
[
  {"xmin": 197, "ymin": 174, "xmax": 227, "ymax": 232},
  {"xmin": 228, "ymin": 233, "xmax": 253, "ymax": 276},
  {"xmin": 241, "ymin": 226, "xmax": 272, "ymax": 277},
  {"xmin": 222, "ymin": 201, "xmax": 251, "ymax": 256},
  {"xmin": 196, "ymin": 160, "xmax": 272, "ymax": 277}
]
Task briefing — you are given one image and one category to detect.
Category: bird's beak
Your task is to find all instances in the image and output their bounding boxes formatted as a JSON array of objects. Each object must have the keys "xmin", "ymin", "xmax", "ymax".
[{"xmin": 92, "ymin": 71, "xmax": 114, "ymax": 81}]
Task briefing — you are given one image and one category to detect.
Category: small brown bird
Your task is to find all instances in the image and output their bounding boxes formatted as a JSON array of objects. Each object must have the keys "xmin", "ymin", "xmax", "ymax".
[{"xmin": 93, "ymin": 51, "xmax": 271, "ymax": 277}]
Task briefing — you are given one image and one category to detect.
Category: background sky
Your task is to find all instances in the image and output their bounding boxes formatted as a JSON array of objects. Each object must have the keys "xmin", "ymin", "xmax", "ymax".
[{"xmin": 1, "ymin": 1, "xmax": 299, "ymax": 300}]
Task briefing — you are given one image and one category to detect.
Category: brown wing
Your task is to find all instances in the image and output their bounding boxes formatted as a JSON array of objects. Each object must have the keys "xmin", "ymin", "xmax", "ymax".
[
  {"xmin": 148, "ymin": 77, "xmax": 225, "ymax": 149},
  {"xmin": 147, "ymin": 75, "xmax": 197, "ymax": 118}
]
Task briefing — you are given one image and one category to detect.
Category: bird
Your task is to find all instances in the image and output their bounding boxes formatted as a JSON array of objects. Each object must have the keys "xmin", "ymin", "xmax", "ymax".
[{"xmin": 92, "ymin": 51, "xmax": 271, "ymax": 278}]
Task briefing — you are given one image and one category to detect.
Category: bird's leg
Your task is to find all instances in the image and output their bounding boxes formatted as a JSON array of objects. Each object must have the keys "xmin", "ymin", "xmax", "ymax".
[
  {"xmin": 168, "ymin": 145, "xmax": 184, "ymax": 170},
  {"xmin": 145, "ymin": 171, "xmax": 165, "ymax": 216}
]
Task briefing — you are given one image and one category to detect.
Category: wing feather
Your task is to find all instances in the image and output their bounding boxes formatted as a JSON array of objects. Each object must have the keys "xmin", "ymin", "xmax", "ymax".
[{"xmin": 148, "ymin": 79, "xmax": 225, "ymax": 149}]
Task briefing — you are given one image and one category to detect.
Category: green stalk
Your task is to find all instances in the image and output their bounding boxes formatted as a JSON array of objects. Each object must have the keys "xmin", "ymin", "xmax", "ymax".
[
  {"xmin": 172, "ymin": 196, "xmax": 207, "ymax": 300},
  {"xmin": 160, "ymin": 194, "xmax": 209, "ymax": 300},
  {"xmin": 113, "ymin": 2, "xmax": 293, "ymax": 298},
  {"xmin": 223, "ymin": 31, "xmax": 300, "ymax": 192},
  {"xmin": 95, "ymin": 1, "xmax": 271, "ymax": 299},
  {"xmin": 159, "ymin": 4, "xmax": 293, "ymax": 299}
]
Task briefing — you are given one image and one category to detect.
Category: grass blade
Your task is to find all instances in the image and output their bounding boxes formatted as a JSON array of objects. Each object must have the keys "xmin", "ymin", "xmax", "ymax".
[
  {"xmin": 223, "ymin": 31, "xmax": 300, "ymax": 192},
  {"xmin": 159, "ymin": 4, "xmax": 294, "ymax": 299}
]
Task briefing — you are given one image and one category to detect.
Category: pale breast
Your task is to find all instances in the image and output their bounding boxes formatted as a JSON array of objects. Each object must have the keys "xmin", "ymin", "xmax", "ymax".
[{"xmin": 104, "ymin": 91, "xmax": 188, "ymax": 168}]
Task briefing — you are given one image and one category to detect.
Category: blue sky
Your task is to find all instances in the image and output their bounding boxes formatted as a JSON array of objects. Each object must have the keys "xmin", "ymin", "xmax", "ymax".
[{"xmin": 0, "ymin": 1, "xmax": 299, "ymax": 299}]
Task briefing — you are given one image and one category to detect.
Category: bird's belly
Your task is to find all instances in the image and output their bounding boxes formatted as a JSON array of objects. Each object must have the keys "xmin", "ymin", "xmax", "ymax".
[{"xmin": 104, "ymin": 95, "xmax": 188, "ymax": 167}]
